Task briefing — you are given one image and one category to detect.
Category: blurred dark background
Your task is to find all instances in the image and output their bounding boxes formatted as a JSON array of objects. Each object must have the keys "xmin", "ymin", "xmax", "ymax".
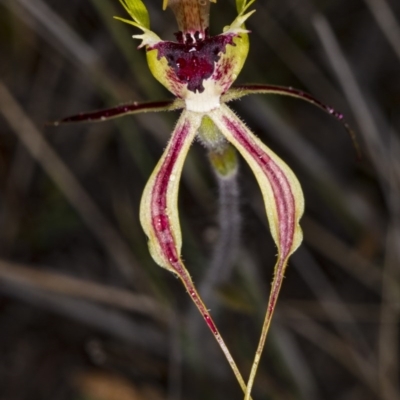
[{"xmin": 0, "ymin": 0, "xmax": 399, "ymax": 399}]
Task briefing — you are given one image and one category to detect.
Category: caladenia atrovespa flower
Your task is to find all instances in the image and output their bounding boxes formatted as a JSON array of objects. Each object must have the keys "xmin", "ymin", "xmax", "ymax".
[{"xmin": 55, "ymin": 0, "xmax": 355, "ymax": 398}]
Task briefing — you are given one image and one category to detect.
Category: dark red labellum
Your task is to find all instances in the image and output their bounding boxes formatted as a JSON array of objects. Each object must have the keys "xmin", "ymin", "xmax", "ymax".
[{"xmin": 150, "ymin": 32, "xmax": 235, "ymax": 93}]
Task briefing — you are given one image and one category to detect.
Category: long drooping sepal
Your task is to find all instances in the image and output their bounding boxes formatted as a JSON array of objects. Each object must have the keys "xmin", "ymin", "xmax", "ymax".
[
  {"xmin": 223, "ymin": 84, "xmax": 359, "ymax": 156},
  {"xmin": 209, "ymin": 104, "xmax": 304, "ymax": 400},
  {"xmin": 49, "ymin": 99, "xmax": 183, "ymax": 125},
  {"xmin": 139, "ymin": 110, "xmax": 252, "ymax": 397}
]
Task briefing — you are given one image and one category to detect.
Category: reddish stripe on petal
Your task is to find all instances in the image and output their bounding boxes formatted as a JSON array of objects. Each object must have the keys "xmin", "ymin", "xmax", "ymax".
[
  {"xmin": 222, "ymin": 116, "xmax": 295, "ymax": 260},
  {"xmin": 150, "ymin": 120, "xmax": 189, "ymax": 272},
  {"xmin": 141, "ymin": 112, "xmax": 250, "ymax": 392},
  {"xmin": 149, "ymin": 122, "xmax": 221, "ymax": 335}
]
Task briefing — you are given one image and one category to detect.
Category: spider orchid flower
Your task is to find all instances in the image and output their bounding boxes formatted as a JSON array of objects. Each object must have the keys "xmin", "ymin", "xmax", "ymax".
[{"xmin": 55, "ymin": 0, "xmax": 354, "ymax": 397}]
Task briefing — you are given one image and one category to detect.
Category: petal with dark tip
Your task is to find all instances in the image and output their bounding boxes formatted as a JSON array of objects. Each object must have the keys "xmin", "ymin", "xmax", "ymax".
[
  {"xmin": 49, "ymin": 99, "xmax": 183, "ymax": 125},
  {"xmin": 209, "ymin": 104, "xmax": 304, "ymax": 399},
  {"xmin": 225, "ymin": 84, "xmax": 345, "ymax": 121},
  {"xmin": 223, "ymin": 84, "xmax": 359, "ymax": 155}
]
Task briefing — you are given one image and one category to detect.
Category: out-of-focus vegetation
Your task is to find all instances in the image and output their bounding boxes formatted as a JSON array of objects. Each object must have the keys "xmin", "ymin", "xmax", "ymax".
[{"xmin": 0, "ymin": 0, "xmax": 399, "ymax": 399}]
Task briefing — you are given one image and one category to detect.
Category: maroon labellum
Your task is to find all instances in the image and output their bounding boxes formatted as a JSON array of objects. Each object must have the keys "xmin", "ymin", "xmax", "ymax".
[{"xmin": 151, "ymin": 31, "xmax": 235, "ymax": 93}]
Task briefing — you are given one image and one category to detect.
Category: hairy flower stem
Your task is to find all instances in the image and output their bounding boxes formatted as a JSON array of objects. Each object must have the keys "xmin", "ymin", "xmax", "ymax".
[
  {"xmin": 201, "ymin": 170, "xmax": 241, "ymax": 299},
  {"xmin": 188, "ymin": 150, "xmax": 241, "ymax": 369},
  {"xmin": 197, "ymin": 117, "xmax": 241, "ymax": 301}
]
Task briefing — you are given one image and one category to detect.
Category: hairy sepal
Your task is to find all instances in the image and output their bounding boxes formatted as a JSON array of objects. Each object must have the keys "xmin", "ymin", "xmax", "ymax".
[
  {"xmin": 210, "ymin": 104, "xmax": 303, "ymax": 398},
  {"xmin": 139, "ymin": 111, "xmax": 202, "ymax": 271},
  {"xmin": 210, "ymin": 104, "xmax": 303, "ymax": 259}
]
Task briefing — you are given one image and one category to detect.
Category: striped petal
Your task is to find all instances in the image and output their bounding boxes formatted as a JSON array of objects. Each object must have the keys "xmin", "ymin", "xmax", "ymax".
[
  {"xmin": 139, "ymin": 110, "xmax": 200, "ymax": 270},
  {"xmin": 209, "ymin": 104, "xmax": 304, "ymax": 399}
]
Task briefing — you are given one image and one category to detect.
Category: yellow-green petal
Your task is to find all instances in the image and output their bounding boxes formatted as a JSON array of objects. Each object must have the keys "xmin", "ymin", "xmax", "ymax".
[
  {"xmin": 209, "ymin": 104, "xmax": 304, "ymax": 399},
  {"xmin": 139, "ymin": 110, "xmax": 201, "ymax": 270}
]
